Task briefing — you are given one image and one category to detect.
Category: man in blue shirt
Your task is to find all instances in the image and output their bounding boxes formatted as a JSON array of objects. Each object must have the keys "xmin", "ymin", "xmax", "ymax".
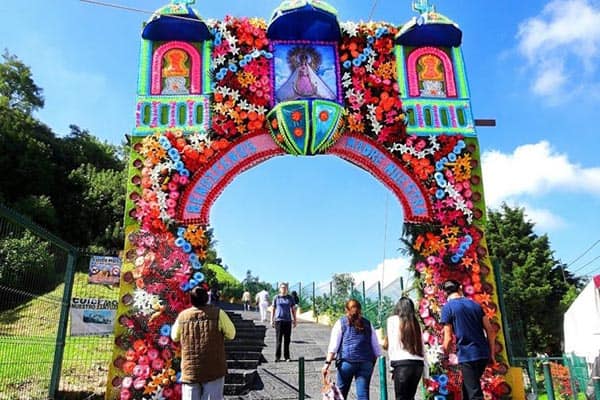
[
  {"xmin": 270, "ymin": 282, "xmax": 297, "ymax": 362},
  {"xmin": 440, "ymin": 280, "xmax": 496, "ymax": 400}
]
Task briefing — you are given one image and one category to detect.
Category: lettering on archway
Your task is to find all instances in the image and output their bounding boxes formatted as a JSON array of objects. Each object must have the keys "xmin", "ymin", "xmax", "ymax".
[{"xmin": 178, "ymin": 133, "xmax": 432, "ymax": 224}]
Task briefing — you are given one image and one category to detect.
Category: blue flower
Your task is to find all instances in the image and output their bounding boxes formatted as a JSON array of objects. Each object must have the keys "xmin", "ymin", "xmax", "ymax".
[
  {"xmin": 192, "ymin": 260, "xmax": 203, "ymax": 270},
  {"xmin": 180, "ymin": 169, "xmax": 190, "ymax": 177},
  {"xmin": 189, "ymin": 253, "xmax": 199, "ymax": 263},
  {"xmin": 264, "ymin": 52, "xmax": 273, "ymax": 59},
  {"xmin": 343, "ymin": 60, "xmax": 352, "ymax": 69},
  {"xmin": 448, "ymin": 153, "xmax": 457, "ymax": 162},
  {"xmin": 437, "ymin": 374, "xmax": 449, "ymax": 385},
  {"xmin": 160, "ymin": 324, "xmax": 171, "ymax": 337},
  {"xmin": 352, "ymin": 58, "xmax": 362, "ymax": 67},
  {"xmin": 435, "ymin": 189, "xmax": 445, "ymax": 199},
  {"xmin": 182, "ymin": 243, "xmax": 192, "ymax": 253},
  {"xmin": 193, "ymin": 272, "xmax": 205, "ymax": 282},
  {"xmin": 175, "ymin": 237, "xmax": 185, "ymax": 247},
  {"xmin": 229, "ymin": 64, "xmax": 238, "ymax": 72}
]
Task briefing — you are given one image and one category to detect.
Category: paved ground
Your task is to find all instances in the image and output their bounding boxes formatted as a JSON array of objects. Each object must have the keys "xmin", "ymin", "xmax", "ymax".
[{"xmin": 227, "ymin": 309, "xmax": 393, "ymax": 400}]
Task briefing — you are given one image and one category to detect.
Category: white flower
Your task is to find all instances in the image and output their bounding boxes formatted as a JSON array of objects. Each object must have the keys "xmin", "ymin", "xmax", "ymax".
[
  {"xmin": 340, "ymin": 21, "xmax": 358, "ymax": 37},
  {"xmin": 425, "ymin": 344, "xmax": 443, "ymax": 364},
  {"xmin": 213, "ymin": 55, "xmax": 226, "ymax": 68},
  {"xmin": 133, "ymin": 289, "xmax": 158, "ymax": 316},
  {"xmin": 341, "ymin": 72, "xmax": 352, "ymax": 88}
]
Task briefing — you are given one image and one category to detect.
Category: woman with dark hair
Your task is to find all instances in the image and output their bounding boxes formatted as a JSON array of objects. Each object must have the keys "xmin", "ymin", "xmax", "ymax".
[
  {"xmin": 386, "ymin": 297, "xmax": 427, "ymax": 400},
  {"xmin": 322, "ymin": 299, "xmax": 382, "ymax": 400}
]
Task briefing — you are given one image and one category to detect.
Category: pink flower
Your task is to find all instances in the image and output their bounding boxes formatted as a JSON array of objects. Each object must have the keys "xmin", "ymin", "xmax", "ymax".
[
  {"xmin": 161, "ymin": 348, "xmax": 173, "ymax": 360},
  {"xmin": 158, "ymin": 336, "xmax": 171, "ymax": 347},
  {"xmin": 415, "ymin": 262, "xmax": 426, "ymax": 272},
  {"xmin": 120, "ymin": 389, "xmax": 132, "ymax": 400},
  {"xmin": 464, "ymin": 285, "xmax": 475, "ymax": 295},
  {"xmin": 121, "ymin": 377, "xmax": 132, "ymax": 389},
  {"xmin": 449, "ymin": 353, "xmax": 459, "ymax": 365},
  {"xmin": 152, "ymin": 357, "xmax": 165, "ymax": 371},
  {"xmin": 137, "ymin": 355, "xmax": 150, "ymax": 365},
  {"xmin": 133, "ymin": 377, "xmax": 146, "ymax": 390},
  {"xmin": 147, "ymin": 348, "xmax": 160, "ymax": 360},
  {"xmin": 163, "ymin": 387, "xmax": 174, "ymax": 398}
]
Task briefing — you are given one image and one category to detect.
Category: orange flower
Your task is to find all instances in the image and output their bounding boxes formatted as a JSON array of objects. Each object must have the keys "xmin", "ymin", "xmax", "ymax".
[
  {"xmin": 319, "ymin": 111, "xmax": 329, "ymax": 121},
  {"xmin": 291, "ymin": 110, "xmax": 303, "ymax": 122},
  {"xmin": 271, "ymin": 118, "xmax": 278, "ymax": 130},
  {"xmin": 293, "ymin": 127, "xmax": 304, "ymax": 137}
]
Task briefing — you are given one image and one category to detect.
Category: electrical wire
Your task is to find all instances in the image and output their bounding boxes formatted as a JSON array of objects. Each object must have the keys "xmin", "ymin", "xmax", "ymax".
[
  {"xmin": 566, "ymin": 239, "xmax": 600, "ymax": 269},
  {"xmin": 79, "ymin": 0, "xmax": 204, "ymax": 23},
  {"xmin": 570, "ymin": 254, "xmax": 600, "ymax": 275},
  {"xmin": 368, "ymin": 0, "xmax": 379, "ymax": 21}
]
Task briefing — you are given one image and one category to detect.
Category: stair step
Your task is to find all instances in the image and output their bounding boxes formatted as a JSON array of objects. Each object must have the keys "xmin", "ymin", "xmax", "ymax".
[
  {"xmin": 227, "ymin": 359, "xmax": 260, "ymax": 369},
  {"xmin": 226, "ymin": 351, "xmax": 262, "ymax": 360},
  {"xmin": 224, "ymin": 383, "xmax": 248, "ymax": 396},
  {"xmin": 225, "ymin": 369, "xmax": 258, "ymax": 385}
]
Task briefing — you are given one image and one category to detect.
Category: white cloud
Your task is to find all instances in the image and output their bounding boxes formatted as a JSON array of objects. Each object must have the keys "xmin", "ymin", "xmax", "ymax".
[
  {"xmin": 522, "ymin": 204, "xmax": 567, "ymax": 231},
  {"xmin": 516, "ymin": 0, "xmax": 600, "ymax": 98},
  {"xmin": 351, "ymin": 256, "xmax": 413, "ymax": 291},
  {"xmin": 481, "ymin": 141, "xmax": 600, "ymax": 207}
]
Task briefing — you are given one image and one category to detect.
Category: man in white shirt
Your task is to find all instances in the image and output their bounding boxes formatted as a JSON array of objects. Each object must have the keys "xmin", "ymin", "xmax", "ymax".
[{"xmin": 255, "ymin": 289, "xmax": 270, "ymax": 322}]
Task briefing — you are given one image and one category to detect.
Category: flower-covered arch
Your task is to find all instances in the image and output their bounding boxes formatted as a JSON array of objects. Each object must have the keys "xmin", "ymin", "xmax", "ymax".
[{"xmin": 107, "ymin": 1, "xmax": 516, "ymax": 399}]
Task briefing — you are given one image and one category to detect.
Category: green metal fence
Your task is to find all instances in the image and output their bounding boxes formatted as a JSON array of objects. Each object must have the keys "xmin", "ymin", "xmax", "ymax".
[
  {"xmin": 512, "ymin": 355, "xmax": 599, "ymax": 400},
  {"xmin": 288, "ymin": 276, "xmax": 407, "ymax": 330},
  {"xmin": 0, "ymin": 204, "xmax": 119, "ymax": 399}
]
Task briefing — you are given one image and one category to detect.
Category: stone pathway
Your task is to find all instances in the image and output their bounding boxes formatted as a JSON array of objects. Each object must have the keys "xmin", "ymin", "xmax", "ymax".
[{"xmin": 225, "ymin": 309, "xmax": 394, "ymax": 400}]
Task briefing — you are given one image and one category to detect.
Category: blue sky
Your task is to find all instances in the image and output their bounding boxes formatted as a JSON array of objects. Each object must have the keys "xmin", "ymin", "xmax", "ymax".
[{"xmin": 3, "ymin": 0, "xmax": 600, "ymax": 287}]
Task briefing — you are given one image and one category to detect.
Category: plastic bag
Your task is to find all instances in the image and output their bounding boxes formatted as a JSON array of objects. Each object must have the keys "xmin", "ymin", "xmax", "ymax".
[{"xmin": 322, "ymin": 377, "xmax": 343, "ymax": 400}]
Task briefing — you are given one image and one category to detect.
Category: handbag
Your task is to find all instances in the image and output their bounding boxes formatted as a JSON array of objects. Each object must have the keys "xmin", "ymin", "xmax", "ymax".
[{"xmin": 321, "ymin": 376, "xmax": 343, "ymax": 400}]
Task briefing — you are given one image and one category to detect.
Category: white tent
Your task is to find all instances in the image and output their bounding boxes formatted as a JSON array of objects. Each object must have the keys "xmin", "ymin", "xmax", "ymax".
[{"xmin": 564, "ymin": 275, "xmax": 600, "ymax": 363}]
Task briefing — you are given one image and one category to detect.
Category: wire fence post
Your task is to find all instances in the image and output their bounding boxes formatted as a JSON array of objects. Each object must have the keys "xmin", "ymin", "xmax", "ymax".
[
  {"xmin": 312, "ymin": 281, "xmax": 316, "ymax": 318},
  {"xmin": 378, "ymin": 356, "xmax": 388, "ymax": 400},
  {"xmin": 542, "ymin": 361, "xmax": 556, "ymax": 400},
  {"xmin": 49, "ymin": 250, "xmax": 78, "ymax": 399},
  {"xmin": 362, "ymin": 281, "xmax": 366, "ymax": 304},
  {"xmin": 377, "ymin": 281, "xmax": 382, "ymax": 327},
  {"xmin": 400, "ymin": 276, "xmax": 404, "ymax": 293},
  {"xmin": 527, "ymin": 358, "xmax": 538, "ymax": 398},
  {"xmin": 298, "ymin": 356, "xmax": 305, "ymax": 400},
  {"xmin": 299, "ymin": 281, "xmax": 302, "ymax": 299},
  {"xmin": 329, "ymin": 281, "xmax": 333, "ymax": 306}
]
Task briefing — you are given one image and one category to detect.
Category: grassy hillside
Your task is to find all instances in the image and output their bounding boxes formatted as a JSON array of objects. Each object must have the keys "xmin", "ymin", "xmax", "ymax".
[
  {"xmin": 206, "ymin": 263, "xmax": 240, "ymax": 286},
  {"xmin": 0, "ymin": 272, "xmax": 117, "ymax": 397}
]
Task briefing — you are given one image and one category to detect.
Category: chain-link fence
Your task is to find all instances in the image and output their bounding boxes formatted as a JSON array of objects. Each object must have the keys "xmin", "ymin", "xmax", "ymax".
[{"xmin": 0, "ymin": 204, "xmax": 119, "ymax": 399}]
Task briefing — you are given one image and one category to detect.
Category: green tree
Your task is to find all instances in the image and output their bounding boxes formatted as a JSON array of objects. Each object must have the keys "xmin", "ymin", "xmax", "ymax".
[
  {"xmin": 486, "ymin": 203, "xmax": 582, "ymax": 356},
  {"xmin": 0, "ymin": 50, "xmax": 44, "ymax": 113},
  {"xmin": 62, "ymin": 164, "xmax": 125, "ymax": 249}
]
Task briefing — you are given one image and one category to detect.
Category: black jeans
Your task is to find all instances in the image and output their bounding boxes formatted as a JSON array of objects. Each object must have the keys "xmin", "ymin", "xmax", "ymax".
[
  {"xmin": 459, "ymin": 359, "xmax": 488, "ymax": 400},
  {"xmin": 275, "ymin": 320, "xmax": 292, "ymax": 360},
  {"xmin": 391, "ymin": 360, "xmax": 424, "ymax": 400}
]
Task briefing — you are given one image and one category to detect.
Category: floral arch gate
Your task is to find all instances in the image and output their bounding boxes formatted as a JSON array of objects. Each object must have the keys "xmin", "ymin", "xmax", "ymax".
[{"xmin": 107, "ymin": 1, "xmax": 515, "ymax": 399}]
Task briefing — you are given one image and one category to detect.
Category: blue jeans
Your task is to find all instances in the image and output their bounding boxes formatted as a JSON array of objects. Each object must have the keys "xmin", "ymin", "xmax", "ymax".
[{"xmin": 336, "ymin": 360, "xmax": 374, "ymax": 400}]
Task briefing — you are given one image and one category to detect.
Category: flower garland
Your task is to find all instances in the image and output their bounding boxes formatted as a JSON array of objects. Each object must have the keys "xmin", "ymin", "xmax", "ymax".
[
  {"xmin": 392, "ymin": 134, "xmax": 508, "ymax": 399},
  {"xmin": 114, "ymin": 131, "xmax": 232, "ymax": 399},
  {"xmin": 209, "ymin": 17, "xmax": 272, "ymax": 139},
  {"xmin": 339, "ymin": 22, "xmax": 406, "ymax": 146}
]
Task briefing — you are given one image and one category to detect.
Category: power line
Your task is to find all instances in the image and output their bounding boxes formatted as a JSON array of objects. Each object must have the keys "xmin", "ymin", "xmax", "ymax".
[
  {"xmin": 79, "ymin": 0, "xmax": 204, "ymax": 23},
  {"xmin": 571, "ymin": 254, "xmax": 600, "ymax": 275},
  {"xmin": 368, "ymin": 0, "xmax": 379, "ymax": 21},
  {"xmin": 566, "ymin": 239, "xmax": 600, "ymax": 268}
]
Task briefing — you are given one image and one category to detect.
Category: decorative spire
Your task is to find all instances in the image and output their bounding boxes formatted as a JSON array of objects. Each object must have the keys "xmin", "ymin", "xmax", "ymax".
[
  {"xmin": 412, "ymin": 0, "xmax": 435, "ymax": 14},
  {"xmin": 171, "ymin": 0, "xmax": 195, "ymax": 5}
]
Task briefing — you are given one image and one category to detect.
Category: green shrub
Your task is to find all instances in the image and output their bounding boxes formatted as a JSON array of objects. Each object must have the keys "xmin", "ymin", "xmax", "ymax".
[{"xmin": 0, "ymin": 230, "xmax": 56, "ymax": 292}]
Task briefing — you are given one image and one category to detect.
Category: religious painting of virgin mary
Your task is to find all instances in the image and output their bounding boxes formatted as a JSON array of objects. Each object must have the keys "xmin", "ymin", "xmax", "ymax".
[{"xmin": 273, "ymin": 43, "xmax": 340, "ymax": 103}]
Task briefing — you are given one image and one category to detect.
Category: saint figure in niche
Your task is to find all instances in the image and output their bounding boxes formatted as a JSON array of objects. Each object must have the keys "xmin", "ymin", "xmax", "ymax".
[
  {"xmin": 162, "ymin": 48, "xmax": 190, "ymax": 95},
  {"xmin": 418, "ymin": 54, "xmax": 446, "ymax": 97},
  {"xmin": 276, "ymin": 46, "xmax": 336, "ymax": 102}
]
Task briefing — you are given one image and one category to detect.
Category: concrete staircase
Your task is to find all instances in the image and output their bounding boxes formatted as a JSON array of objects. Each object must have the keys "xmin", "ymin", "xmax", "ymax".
[{"xmin": 224, "ymin": 310, "xmax": 267, "ymax": 396}]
